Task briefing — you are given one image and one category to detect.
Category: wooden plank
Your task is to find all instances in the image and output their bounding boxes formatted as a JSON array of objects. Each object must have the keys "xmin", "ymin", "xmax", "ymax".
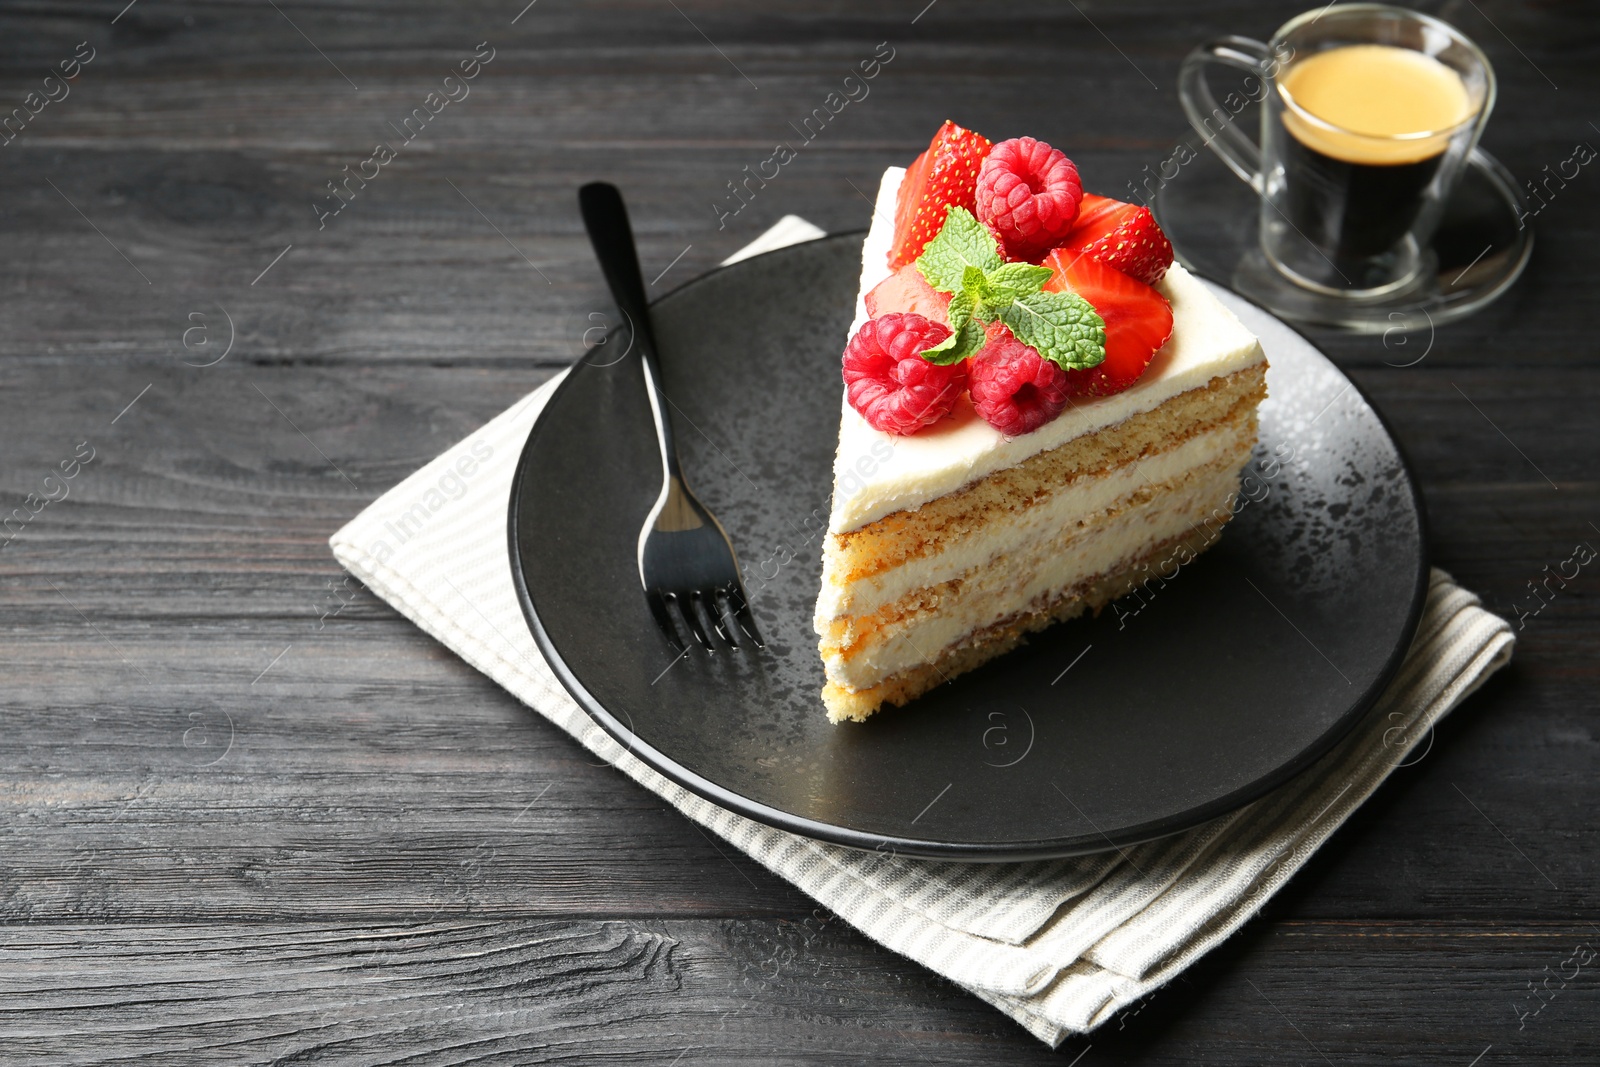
[{"xmin": 0, "ymin": 919, "xmax": 1594, "ymax": 1064}]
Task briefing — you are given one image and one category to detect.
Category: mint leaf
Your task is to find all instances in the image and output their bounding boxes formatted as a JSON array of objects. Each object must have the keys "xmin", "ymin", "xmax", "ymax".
[
  {"xmin": 915, "ymin": 207, "xmax": 1001, "ymax": 293},
  {"xmin": 922, "ymin": 319, "xmax": 985, "ymax": 365},
  {"xmin": 981, "ymin": 283, "xmax": 1031, "ymax": 308},
  {"xmin": 920, "ymin": 290, "xmax": 986, "ymax": 365},
  {"xmin": 987, "ymin": 262, "xmax": 1053, "ymax": 292},
  {"xmin": 996, "ymin": 290, "xmax": 1106, "ymax": 371},
  {"xmin": 961, "ymin": 264, "xmax": 987, "ymax": 295}
]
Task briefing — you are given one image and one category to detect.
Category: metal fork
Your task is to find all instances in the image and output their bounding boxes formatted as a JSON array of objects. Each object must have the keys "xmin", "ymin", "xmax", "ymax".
[{"xmin": 578, "ymin": 182, "xmax": 763, "ymax": 654}]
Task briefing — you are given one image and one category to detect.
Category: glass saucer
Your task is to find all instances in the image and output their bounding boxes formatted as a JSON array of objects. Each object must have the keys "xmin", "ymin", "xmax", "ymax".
[{"xmin": 1152, "ymin": 146, "xmax": 1533, "ymax": 333}]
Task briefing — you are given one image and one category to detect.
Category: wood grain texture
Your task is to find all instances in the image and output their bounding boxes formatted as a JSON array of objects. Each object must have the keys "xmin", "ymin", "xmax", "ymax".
[
  {"xmin": 0, "ymin": 919, "xmax": 1596, "ymax": 1065},
  {"xmin": 0, "ymin": 0, "xmax": 1595, "ymax": 1061}
]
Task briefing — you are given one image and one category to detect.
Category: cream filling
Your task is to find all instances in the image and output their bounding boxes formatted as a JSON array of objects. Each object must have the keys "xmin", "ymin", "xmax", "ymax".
[
  {"xmin": 815, "ymin": 417, "xmax": 1254, "ymax": 623},
  {"xmin": 823, "ymin": 463, "xmax": 1244, "ymax": 691},
  {"xmin": 829, "ymin": 166, "xmax": 1267, "ymax": 535}
]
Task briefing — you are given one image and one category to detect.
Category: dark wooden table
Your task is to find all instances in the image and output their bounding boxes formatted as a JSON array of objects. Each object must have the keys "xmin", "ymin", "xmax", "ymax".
[{"xmin": 1, "ymin": 1, "xmax": 1594, "ymax": 1062}]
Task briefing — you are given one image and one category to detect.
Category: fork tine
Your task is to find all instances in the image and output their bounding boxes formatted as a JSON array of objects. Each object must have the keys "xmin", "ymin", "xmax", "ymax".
[
  {"xmin": 726, "ymin": 584, "xmax": 764, "ymax": 649},
  {"xmin": 694, "ymin": 589, "xmax": 733, "ymax": 647},
  {"xmin": 710, "ymin": 588, "xmax": 743, "ymax": 650},
  {"xmin": 673, "ymin": 592, "xmax": 715, "ymax": 652},
  {"xmin": 646, "ymin": 589, "xmax": 684, "ymax": 653}
]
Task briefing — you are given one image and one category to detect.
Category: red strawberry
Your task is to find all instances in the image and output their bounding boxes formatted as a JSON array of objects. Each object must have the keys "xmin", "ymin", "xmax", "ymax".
[
  {"xmin": 1041, "ymin": 249, "xmax": 1173, "ymax": 397},
  {"xmin": 842, "ymin": 313, "xmax": 968, "ymax": 435},
  {"xmin": 888, "ymin": 121, "xmax": 994, "ymax": 269},
  {"xmin": 967, "ymin": 323, "xmax": 1070, "ymax": 436},
  {"xmin": 1058, "ymin": 195, "xmax": 1173, "ymax": 285},
  {"xmin": 1061, "ymin": 194, "xmax": 1126, "ymax": 246},
  {"xmin": 974, "ymin": 137, "xmax": 1083, "ymax": 263},
  {"xmin": 865, "ymin": 264, "xmax": 952, "ymax": 324}
]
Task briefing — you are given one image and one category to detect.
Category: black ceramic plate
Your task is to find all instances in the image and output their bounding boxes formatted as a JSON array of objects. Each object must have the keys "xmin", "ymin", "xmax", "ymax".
[{"xmin": 509, "ymin": 234, "xmax": 1427, "ymax": 861}]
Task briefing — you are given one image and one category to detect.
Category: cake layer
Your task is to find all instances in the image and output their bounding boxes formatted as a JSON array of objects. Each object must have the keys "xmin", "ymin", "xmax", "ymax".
[
  {"xmin": 821, "ymin": 520, "xmax": 1228, "ymax": 723},
  {"xmin": 822, "ymin": 457, "xmax": 1249, "ymax": 697},
  {"xmin": 818, "ymin": 409, "xmax": 1258, "ymax": 623},
  {"xmin": 820, "ymin": 362, "xmax": 1267, "ymax": 599},
  {"xmin": 829, "ymin": 166, "xmax": 1267, "ymax": 535}
]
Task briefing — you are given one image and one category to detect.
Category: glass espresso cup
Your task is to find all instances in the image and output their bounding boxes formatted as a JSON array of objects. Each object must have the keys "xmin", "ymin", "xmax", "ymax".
[{"xmin": 1178, "ymin": 4, "xmax": 1495, "ymax": 296}]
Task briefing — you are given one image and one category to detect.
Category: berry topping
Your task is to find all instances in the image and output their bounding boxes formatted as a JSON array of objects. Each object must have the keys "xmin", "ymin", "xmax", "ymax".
[
  {"xmin": 889, "ymin": 121, "xmax": 995, "ymax": 270},
  {"xmin": 967, "ymin": 324, "xmax": 1071, "ymax": 436},
  {"xmin": 974, "ymin": 137, "xmax": 1083, "ymax": 263},
  {"xmin": 1058, "ymin": 194, "xmax": 1174, "ymax": 286},
  {"xmin": 843, "ymin": 313, "xmax": 969, "ymax": 435},
  {"xmin": 865, "ymin": 264, "xmax": 952, "ymax": 324},
  {"xmin": 1041, "ymin": 250, "xmax": 1173, "ymax": 397},
  {"xmin": 913, "ymin": 207, "xmax": 1105, "ymax": 372}
]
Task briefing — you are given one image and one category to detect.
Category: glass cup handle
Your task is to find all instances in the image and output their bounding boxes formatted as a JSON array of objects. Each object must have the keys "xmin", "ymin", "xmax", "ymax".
[{"xmin": 1177, "ymin": 36, "xmax": 1274, "ymax": 193}]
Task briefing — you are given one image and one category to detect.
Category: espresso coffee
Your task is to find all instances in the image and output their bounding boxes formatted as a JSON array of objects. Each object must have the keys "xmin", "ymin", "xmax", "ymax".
[{"xmin": 1277, "ymin": 44, "xmax": 1474, "ymax": 270}]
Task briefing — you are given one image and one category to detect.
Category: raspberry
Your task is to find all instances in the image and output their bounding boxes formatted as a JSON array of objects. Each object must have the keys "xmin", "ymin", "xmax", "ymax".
[
  {"xmin": 967, "ymin": 324, "xmax": 1070, "ymax": 436},
  {"xmin": 974, "ymin": 137, "xmax": 1083, "ymax": 263},
  {"xmin": 842, "ymin": 313, "xmax": 968, "ymax": 436}
]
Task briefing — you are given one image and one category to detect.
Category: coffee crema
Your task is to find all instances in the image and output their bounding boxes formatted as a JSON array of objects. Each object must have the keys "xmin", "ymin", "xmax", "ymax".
[{"xmin": 1279, "ymin": 44, "xmax": 1474, "ymax": 165}]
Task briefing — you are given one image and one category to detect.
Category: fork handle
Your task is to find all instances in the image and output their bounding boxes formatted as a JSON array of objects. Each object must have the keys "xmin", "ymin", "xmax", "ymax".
[{"xmin": 578, "ymin": 182, "xmax": 683, "ymax": 481}]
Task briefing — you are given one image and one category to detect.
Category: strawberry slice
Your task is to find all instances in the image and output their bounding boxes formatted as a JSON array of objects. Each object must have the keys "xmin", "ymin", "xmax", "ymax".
[
  {"xmin": 1042, "ymin": 249, "xmax": 1173, "ymax": 397},
  {"xmin": 1057, "ymin": 195, "xmax": 1174, "ymax": 286},
  {"xmin": 865, "ymin": 264, "xmax": 952, "ymax": 324},
  {"xmin": 888, "ymin": 121, "xmax": 994, "ymax": 269},
  {"xmin": 1061, "ymin": 194, "xmax": 1126, "ymax": 247}
]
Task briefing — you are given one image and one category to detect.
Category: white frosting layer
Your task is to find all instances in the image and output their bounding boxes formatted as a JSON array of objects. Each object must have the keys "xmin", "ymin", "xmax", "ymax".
[
  {"xmin": 816, "ymin": 418, "xmax": 1253, "ymax": 623},
  {"xmin": 823, "ymin": 464, "xmax": 1243, "ymax": 689},
  {"xmin": 828, "ymin": 166, "xmax": 1266, "ymax": 534}
]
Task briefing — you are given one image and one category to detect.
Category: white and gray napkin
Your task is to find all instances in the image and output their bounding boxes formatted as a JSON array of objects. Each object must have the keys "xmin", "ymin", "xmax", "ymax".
[{"xmin": 330, "ymin": 217, "xmax": 1515, "ymax": 1045}]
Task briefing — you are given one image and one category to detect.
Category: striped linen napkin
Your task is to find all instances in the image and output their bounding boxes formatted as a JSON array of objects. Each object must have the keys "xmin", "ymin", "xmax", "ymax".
[{"xmin": 330, "ymin": 217, "xmax": 1515, "ymax": 1045}]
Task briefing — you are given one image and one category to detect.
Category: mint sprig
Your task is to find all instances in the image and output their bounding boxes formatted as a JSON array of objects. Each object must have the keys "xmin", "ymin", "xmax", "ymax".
[{"xmin": 912, "ymin": 208, "xmax": 1106, "ymax": 371}]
